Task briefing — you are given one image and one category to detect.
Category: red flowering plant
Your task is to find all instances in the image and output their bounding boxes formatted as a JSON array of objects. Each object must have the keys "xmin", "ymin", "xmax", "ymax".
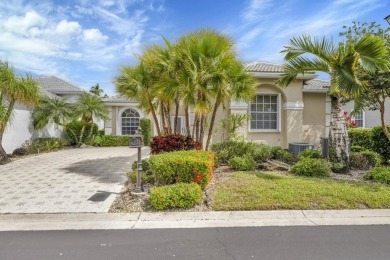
[
  {"xmin": 150, "ymin": 133, "xmax": 202, "ymax": 154},
  {"xmin": 343, "ymin": 111, "xmax": 357, "ymax": 129}
]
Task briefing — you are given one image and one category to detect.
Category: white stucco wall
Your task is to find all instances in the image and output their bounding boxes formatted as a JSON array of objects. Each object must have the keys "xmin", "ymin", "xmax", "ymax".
[{"xmin": 342, "ymin": 99, "xmax": 390, "ymax": 128}]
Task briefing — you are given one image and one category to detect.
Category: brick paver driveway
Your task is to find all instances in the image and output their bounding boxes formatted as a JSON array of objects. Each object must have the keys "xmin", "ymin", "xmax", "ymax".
[{"xmin": 0, "ymin": 147, "xmax": 149, "ymax": 213}]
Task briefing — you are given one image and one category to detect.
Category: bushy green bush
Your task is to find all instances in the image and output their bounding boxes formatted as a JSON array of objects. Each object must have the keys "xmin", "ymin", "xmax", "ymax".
[
  {"xmin": 211, "ymin": 140, "xmax": 272, "ymax": 164},
  {"xmin": 350, "ymin": 145, "xmax": 367, "ymax": 153},
  {"xmin": 21, "ymin": 137, "xmax": 67, "ymax": 154},
  {"xmin": 348, "ymin": 128, "xmax": 373, "ymax": 150},
  {"xmin": 149, "ymin": 150, "xmax": 214, "ymax": 189},
  {"xmin": 228, "ymin": 156, "xmax": 256, "ymax": 171},
  {"xmin": 350, "ymin": 150, "xmax": 381, "ymax": 170},
  {"xmin": 290, "ymin": 158, "xmax": 330, "ymax": 177},
  {"xmin": 149, "ymin": 183, "xmax": 202, "ymax": 210},
  {"xmin": 298, "ymin": 148, "xmax": 322, "ymax": 159},
  {"xmin": 140, "ymin": 118, "xmax": 152, "ymax": 146},
  {"xmin": 270, "ymin": 146, "xmax": 295, "ymax": 163},
  {"xmin": 64, "ymin": 120, "xmax": 98, "ymax": 145},
  {"xmin": 97, "ymin": 130, "xmax": 105, "ymax": 136},
  {"xmin": 93, "ymin": 134, "xmax": 130, "ymax": 146},
  {"xmin": 364, "ymin": 167, "xmax": 390, "ymax": 185},
  {"xmin": 128, "ymin": 171, "xmax": 154, "ymax": 184},
  {"xmin": 331, "ymin": 162, "xmax": 348, "ymax": 173},
  {"xmin": 371, "ymin": 126, "xmax": 390, "ymax": 160},
  {"xmin": 131, "ymin": 159, "xmax": 150, "ymax": 172}
]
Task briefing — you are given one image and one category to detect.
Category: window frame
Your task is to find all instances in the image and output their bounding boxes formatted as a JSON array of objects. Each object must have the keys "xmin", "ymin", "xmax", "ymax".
[
  {"xmin": 248, "ymin": 93, "xmax": 281, "ymax": 133},
  {"xmin": 121, "ymin": 108, "xmax": 140, "ymax": 135},
  {"xmin": 353, "ymin": 110, "xmax": 365, "ymax": 128}
]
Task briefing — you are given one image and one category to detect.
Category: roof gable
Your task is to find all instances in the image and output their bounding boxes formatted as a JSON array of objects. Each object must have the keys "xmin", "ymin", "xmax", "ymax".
[{"xmin": 35, "ymin": 76, "xmax": 85, "ymax": 95}]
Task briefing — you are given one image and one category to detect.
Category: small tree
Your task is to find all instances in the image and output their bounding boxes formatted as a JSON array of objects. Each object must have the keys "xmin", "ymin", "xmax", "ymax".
[{"xmin": 90, "ymin": 83, "xmax": 108, "ymax": 98}]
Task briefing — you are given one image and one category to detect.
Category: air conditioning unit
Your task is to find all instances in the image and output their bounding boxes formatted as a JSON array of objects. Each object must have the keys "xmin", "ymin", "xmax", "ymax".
[{"xmin": 289, "ymin": 142, "xmax": 314, "ymax": 158}]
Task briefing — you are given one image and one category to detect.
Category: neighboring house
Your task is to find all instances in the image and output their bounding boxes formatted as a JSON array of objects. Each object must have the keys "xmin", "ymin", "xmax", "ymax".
[
  {"xmin": 3, "ymin": 76, "xmax": 86, "ymax": 154},
  {"xmin": 341, "ymin": 100, "xmax": 390, "ymax": 128},
  {"xmin": 104, "ymin": 61, "xmax": 332, "ymax": 148}
]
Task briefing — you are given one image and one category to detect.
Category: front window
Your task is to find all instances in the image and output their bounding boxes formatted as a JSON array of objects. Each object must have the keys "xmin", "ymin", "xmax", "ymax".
[
  {"xmin": 354, "ymin": 110, "xmax": 364, "ymax": 128},
  {"xmin": 121, "ymin": 108, "xmax": 140, "ymax": 135},
  {"xmin": 250, "ymin": 94, "xmax": 278, "ymax": 130}
]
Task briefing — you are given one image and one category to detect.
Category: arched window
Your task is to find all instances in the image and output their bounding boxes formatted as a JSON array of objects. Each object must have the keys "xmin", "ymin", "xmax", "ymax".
[{"xmin": 121, "ymin": 108, "xmax": 140, "ymax": 135}]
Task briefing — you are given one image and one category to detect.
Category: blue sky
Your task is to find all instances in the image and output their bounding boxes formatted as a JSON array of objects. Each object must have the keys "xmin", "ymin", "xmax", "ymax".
[{"xmin": 1, "ymin": 0, "xmax": 389, "ymax": 95}]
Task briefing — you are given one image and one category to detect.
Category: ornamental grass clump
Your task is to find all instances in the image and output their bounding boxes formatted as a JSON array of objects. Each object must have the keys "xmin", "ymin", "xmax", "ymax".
[
  {"xmin": 149, "ymin": 183, "xmax": 202, "ymax": 210},
  {"xmin": 149, "ymin": 150, "xmax": 214, "ymax": 189},
  {"xmin": 290, "ymin": 158, "xmax": 330, "ymax": 178}
]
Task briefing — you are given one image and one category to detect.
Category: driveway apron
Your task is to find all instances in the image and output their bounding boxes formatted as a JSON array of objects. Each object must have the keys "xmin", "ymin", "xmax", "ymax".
[{"xmin": 0, "ymin": 147, "xmax": 149, "ymax": 213}]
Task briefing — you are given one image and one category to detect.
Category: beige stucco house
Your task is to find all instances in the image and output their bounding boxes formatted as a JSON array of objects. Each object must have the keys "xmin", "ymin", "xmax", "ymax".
[{"xmin": 104, "ymin": 61, "xmax": 332, "ymax": 149}]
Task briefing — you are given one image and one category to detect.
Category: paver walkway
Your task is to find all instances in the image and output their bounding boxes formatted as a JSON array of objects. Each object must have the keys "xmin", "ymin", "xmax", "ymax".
[{"xmin": 0, "ymin": 147, "xmax": 149, "ymax": 213}]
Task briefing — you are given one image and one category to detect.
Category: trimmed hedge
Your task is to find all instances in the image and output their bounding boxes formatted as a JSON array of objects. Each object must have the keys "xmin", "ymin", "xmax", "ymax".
[
  {"xmin": 372, "ymin": 126, "xmax": 390, "ymax": 160},
  {"xmin": 64, "ymin": 120, "xmax": 98, "ymax": 145},
  {"xmin": 350, "ymin": 150, "xmax": 382, "ymax": 170},
  {"xmin": 149, "ymin": 150, "xmax": 214, "ymax": 189},
  {"xmin": 348, "ymin": 128, "xmax": 373, "ymax": 150},
  {"xmin": 149, "ymin": 183, "xmax": 202, "ymax": 210},
  {"xmin": 290, "ymin": 158, "xmax": 330, "ymax": 177},
  {"xmin": 140, "ymin": 118, "xmax": 152, "ymax": 146},
  {"xmin": 364, "ymin": 167, "xmax": 390, "ymax": 185},
  {"xmin": 93, "ymin": 135, "xmax": 130, "ymax": 146}
]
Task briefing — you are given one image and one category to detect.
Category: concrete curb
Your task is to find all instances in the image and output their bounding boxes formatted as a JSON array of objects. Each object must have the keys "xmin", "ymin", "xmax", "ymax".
[{"xmin": 1, "ymin": 209, "xmax": 390, "ymax": 231}]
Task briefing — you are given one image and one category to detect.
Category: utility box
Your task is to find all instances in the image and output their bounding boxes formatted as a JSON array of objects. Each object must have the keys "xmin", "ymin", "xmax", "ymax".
[{"xmin": 289, "ymin": 142, "xmax": 314, "ymax": 158}]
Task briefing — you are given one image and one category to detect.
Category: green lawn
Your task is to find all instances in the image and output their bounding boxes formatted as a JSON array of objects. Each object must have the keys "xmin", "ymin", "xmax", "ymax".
[{"xmin": 210, "ymin": 171, "xmax": 390, "ymax": 211}]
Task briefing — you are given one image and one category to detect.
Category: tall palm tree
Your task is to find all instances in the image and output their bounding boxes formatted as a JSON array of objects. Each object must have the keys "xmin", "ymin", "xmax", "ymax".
[
  {"xmin": 277, "ymin": 35, "xmax": 388, "ymax": 168},
  {"xmin": 0, "ymin": 61, "xmax": 39, "ymax": 161},
  {"xmin": 114, "ymin": 62, "xmax": 162, "ymax": 136},
  {"xmin": 90, "ymin": 83, "xmax": 104, "ymax": 96}
]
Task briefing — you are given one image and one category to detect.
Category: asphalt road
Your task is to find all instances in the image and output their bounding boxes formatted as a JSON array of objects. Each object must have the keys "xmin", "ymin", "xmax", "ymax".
[{"xmin": 1, "ymin": 226, "xmax": 390, "ymax": 260}]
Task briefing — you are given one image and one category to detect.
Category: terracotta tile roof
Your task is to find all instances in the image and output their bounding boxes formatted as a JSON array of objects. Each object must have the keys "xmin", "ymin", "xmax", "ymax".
[{"xmin": 35, "ymin": 76, "xmax": 85, "ymax": 94}]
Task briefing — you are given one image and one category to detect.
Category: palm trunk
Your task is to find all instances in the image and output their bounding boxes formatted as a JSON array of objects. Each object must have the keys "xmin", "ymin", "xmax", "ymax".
[
  {"xmin": 328, "ymin": 95, "xmax": 349, "ymax": 171},
  {"xmin": 379, "ymin": 101, "xmax": 390, "ymax": 142},
  {"xmin": 0, "ymin": 130, "xmax": 8, "ymax": 161},
  {"xmin": 173, "ymin": 99, "xmax": 179, "ymax": 134},
  {"xmin": 160, "ymin": 104, "xmax": 166, "ymax": 134},
  {"xmin": 78, "ymin": 124, "xmax": 87, "ymax": 146},
  {"xmin": 194, "ymin": 115, "xmax": 200, "ymax": 142},
  {"xmin": 199, "ymin": 114, "xmax": 205, "ymax": 149},
  {"xmin": 184, "ymin": 104, "xmax": 191, "ymax": 136},
  {"xmin": 162, "ymin": 103, "xmax": 172, "ymax": 134},
  {"xmin": 147, "ymin": 95, "xmax": 161, "ymax": 136},
  {"xmin": 205, "ymin": 99, "xmax": 221, "ymax": 150}
]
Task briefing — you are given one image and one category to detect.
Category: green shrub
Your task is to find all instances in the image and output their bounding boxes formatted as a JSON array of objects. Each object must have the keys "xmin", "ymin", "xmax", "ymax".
[
  {"xmin": 64, "ymin": 120, "xmax": 98, "ymax": 145},
  {"xmin": 140, "ymin": 118, "xmax": 152, "ymax": 146},
  {"xmin": 228, "ymin": 156, "xmax": 256, "ymax": 171},
  {"xmin": 149, "ymin": 150, "xmax": 214, "ymax": 189},
  {"xmin": 22, "ymin": 137, "xmax": 67, "ymax": 154},
  {"xmin": 149, "ymin": 183, "xmax": 202, "ymax": 210},
  {"xmin": 331, "ymin": 162, "xmax": 348, "ymax": 173},
  {"xmin": 290, "ymin": 158, "xmax": 330, "ymax": 177},
  {"xmin": 211, "ymin": 141, "xmax": 272, "ymax": 164},
  {"xmin": 350, "ymin": 150, "xmax": 381, "ymax": 170},
  {"xmin": 128, "ymin": 171, "xmax": 154, "ymax": 184},
  {"xmin": 93, "ymin": 134, "xmax": 130, "ymax": 146},
  {"xmin": 371, "ymin": 126, "xmax": 390, "ymax": 160},
  {"xmin": 364, "ymin": 167, "xmax": 390, "ymax": 185},
  {"xmin": 97, "ymin": 130, "xmax": 105, "ymax": 136},
  {"xmin": 348, "ymin": 128, "xmax": 373, "ymax": 150},
  {"xmin": 270, "ymin": 146, "xmax": 295, "ymax": 163},
  {"xmin": 350, "ymin": 145, "xmax": 367, "ymax": 153},
  {"xmin": 131, "ymin": 159, "xmax": 150, "ymax": 172},
  {"xmin": 298, "ymin": 148, "xmax": 322, "ymax": 159}
]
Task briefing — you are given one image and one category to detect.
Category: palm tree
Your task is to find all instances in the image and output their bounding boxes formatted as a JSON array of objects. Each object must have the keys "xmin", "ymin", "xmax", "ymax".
[
  {"xmin": 90, "ymin": 83, "xmax": 104, "ymax": 96},
  {"xmin": 73, "ymin": 93, "xmax": 108, "ymax": 143},
  {"xmin": 0, "ymin": 61, "xmax": 39, "ymax": 161},
  {"xmin": 32, "ymin": 96, "xmax": 73, "ymax": 130},
  {"xmin": 114, "ymin": 62, "xmax": 162, "ymax": 136},
  {"xmin": 277, "ymin": 35, "xmax": 388, "ymax": 168}
]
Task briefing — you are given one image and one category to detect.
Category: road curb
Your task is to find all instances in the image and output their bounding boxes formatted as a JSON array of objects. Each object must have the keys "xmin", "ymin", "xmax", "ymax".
[{"xmin": 1, "ymin": 209, "xmax": 390, "ymax": 231}]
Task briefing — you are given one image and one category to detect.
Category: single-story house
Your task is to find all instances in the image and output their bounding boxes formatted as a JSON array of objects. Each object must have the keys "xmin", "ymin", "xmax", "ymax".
[
  {"xmin": 104, "ymin": 61, "xmax": 390, "ymax": 149},
  {"xmin": 3, "ymin": 76, "xmax": 87, "ymax": 153}
]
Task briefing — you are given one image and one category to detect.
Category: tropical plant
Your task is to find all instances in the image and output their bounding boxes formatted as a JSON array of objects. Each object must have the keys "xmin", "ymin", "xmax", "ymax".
[
  {"xmin": 32, "ymin": 96, "xmax": 73, "ymax": 129},
  {"xmin": 340, "ymin": 21, "xmax": 390, "ymax": 142},
  {"xmin": 277, "ymin": 34, "xmax": 388, "ymax": 169},
  {"xmin": 0, "ymin": 61, "xmax": 40, "ymax": 161},
  {"xmin": 89, "ymin": 83, "xmax": 108, "ymax": 98}
]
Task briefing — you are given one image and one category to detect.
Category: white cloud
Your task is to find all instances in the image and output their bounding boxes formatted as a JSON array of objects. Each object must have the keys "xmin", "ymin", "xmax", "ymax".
[
  {"xmin": 241, "ymin": 0, "xmax": 271, "ymax": 22},
  {"xmin": 82, "ymin": 28, "xmax": 108, "ymax": 42},
  {"xmin": 55, "ymin": 20, "xmax": 82, "ymax": 35},
  {"xmin": 4, "ymin": 11, "xmax": 47, "ymax": 35}
]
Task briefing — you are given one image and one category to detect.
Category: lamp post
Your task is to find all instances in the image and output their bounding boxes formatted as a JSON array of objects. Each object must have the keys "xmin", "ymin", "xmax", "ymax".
[
  {"xmin": 385, "ymin": 15, "xmax": 390, "ymax": 25},
  {"xmin": 129, "ymin": 127, "xmax": 144, "ymax": 194}
]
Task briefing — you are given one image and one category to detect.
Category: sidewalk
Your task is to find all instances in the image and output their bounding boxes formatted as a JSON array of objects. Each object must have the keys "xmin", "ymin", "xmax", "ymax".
[{"xmin": 1, "ymin": 209, "xmax": 390, "ymax": 231}]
